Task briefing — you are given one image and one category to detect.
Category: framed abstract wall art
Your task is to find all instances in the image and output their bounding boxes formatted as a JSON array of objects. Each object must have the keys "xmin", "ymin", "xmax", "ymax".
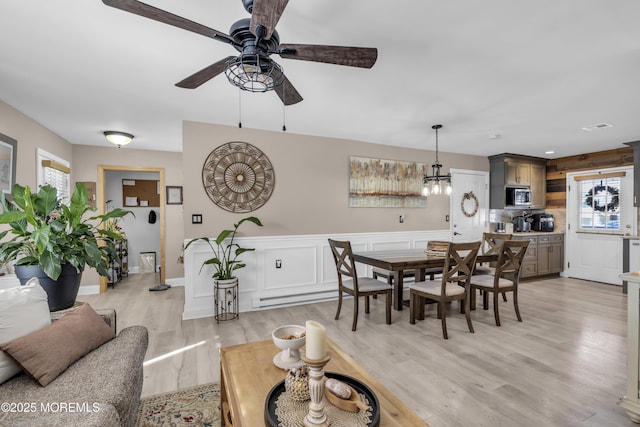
[{"xmin": 349, "ymin": 156, "xmax": 428, "ymax": 208}]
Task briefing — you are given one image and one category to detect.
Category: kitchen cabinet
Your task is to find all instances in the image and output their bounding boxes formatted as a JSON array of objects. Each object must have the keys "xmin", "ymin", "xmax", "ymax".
[
  {"xmin": 506, "ymin": 160, "xmax": 531, "ymax": 186},
  {"xmin": 513, "ymin": 235, "xmax": 538, "ymax": 278},
  {"xmin": 530, "ymin": 162, "xmax": 547, "ymax": 208},
  {"xmin": 513, "ymin": 233, "xmax": 564, "ymax": 278},
  {"xmin": 489, "ymin": 153, "xmax": 548, "ymax": 209},
  {"xmin": 537, "ymin": 234, "xmax": 564, "ymax": 275}
]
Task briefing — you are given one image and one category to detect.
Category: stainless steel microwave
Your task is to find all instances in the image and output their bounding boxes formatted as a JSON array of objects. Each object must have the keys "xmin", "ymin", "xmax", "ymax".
[{"xmin": 506, "ymin": 187, "xmax": 532, "ymax": 207}]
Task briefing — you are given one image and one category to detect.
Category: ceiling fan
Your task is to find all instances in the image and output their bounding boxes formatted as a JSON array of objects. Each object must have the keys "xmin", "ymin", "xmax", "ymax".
[{"xmin": 101, "ymin": 0, "xmax": 378, "ymax": 105}]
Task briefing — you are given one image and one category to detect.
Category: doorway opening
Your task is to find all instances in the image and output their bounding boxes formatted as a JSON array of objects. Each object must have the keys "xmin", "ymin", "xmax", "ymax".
[{"xmin": 98, "ymin": 165, "xmax": 166, "ymax": 293}]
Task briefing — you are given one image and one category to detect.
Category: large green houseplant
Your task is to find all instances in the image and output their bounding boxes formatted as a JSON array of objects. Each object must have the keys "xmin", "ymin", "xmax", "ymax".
[
  {"xmin": 0, "ymin": 183, "xmax": 132, "ymax": 310},
  {"xmin": 184, "ymin": 216, "xmax": 263, "ymax": 280}
]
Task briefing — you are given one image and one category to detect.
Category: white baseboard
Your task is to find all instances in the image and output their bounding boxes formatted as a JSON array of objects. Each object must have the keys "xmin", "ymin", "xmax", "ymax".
[
  {"xmin": 165, "ymin": 277, "xmax": 184, "ymax": 287},
  {"xmin": 78, "ymin": 285, "xmax": 100, "ymax": 295}
]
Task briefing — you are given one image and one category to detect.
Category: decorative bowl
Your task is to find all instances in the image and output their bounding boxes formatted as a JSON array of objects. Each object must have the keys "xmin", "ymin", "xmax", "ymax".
[{"xmin": 272, "ymin": 324, "xmax": 306, "ymax": 370}]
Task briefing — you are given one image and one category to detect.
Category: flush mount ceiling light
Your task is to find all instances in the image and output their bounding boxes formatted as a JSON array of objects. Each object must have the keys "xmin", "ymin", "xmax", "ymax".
[
  {"xmin": 422, "ymin": 124, "xmax": 452, "ymax": 197},
  {"xmin": 103, "ymin": 131, "xmax": 134, "ymax": 148}
]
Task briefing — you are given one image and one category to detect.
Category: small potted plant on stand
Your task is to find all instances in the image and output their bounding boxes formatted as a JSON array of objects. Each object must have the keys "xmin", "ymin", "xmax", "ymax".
[
  {"xmin": 0, "ymin": 183, "xmax": 132, "ymax": 311},
  {"xmin": 184, "ymin": 216, "xmax": 262, "ymax": 322}
]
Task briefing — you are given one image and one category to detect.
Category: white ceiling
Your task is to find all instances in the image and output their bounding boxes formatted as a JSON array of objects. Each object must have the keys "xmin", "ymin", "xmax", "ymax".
[{"xmin": 1, "ymin": 1, "xmax": 640, "ymax": 159}]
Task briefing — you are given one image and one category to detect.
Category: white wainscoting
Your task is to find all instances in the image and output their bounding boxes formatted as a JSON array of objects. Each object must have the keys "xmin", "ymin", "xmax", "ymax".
[{"xmin": 182, "ymin": 230, "xmax": 449, "ymax": 320}]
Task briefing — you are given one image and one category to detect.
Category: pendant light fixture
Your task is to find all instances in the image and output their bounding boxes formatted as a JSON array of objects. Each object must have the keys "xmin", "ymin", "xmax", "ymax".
[{"xmin": 422, "ymin": 124, "xmax": 452, "ymax": 196}]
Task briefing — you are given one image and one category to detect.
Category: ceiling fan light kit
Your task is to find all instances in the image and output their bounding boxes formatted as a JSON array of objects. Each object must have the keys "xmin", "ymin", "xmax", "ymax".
[
  {"xmin": 422, "ymin": 124, "xmax": 452, "ymax": 197},
  {"xmin": 103, "ymin": 131, "xmax": 134, "ymax": 147},
  {"xmin": 225, "ymin": 54, "xmax": 284, "ymax": 92},
  {"xmin": 102, "ymin": 0, "xmax": 377, "ymax": 105}
]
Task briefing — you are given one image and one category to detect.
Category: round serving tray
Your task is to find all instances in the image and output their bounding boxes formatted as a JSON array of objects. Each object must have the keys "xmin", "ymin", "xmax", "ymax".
[{"xmin": 264, "ymin": 371, "xmax": 380, "ymax": 427}]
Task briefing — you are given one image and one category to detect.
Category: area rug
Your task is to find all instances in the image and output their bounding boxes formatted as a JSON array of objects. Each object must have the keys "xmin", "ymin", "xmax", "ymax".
[{"xmin": 135, "ymin": 383, "xmax": 221, "ymax": 427}]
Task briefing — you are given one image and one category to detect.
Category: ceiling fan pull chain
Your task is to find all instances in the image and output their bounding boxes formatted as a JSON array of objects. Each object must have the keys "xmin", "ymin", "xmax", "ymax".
[
  {"xmin": 238, "ymin": 88, "xmax": 242, "ymax": 128},
  {"xmin": 282, "ymin": 86, "xmax": 287, "ymax": 132}
]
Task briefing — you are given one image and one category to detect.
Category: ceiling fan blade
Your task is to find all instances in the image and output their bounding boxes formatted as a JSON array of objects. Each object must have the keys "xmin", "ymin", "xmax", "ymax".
[
  {"xmin": 272, "ymin": 70, "xmax": 303, "ymax": 105},
  {"xmin": 175, "ymin": 56, "xmax": 235, "ymax": 89},
  {"xmin": 250, "ymin": 0, "xmax": 289, "ymax": 40},
  {"xmin": 278, "ymin": 44, "xmax": 378, "ymax": 68},
  {"xmin": 102, "ymin": 0, "xmax": 236, "ymax": 46}
]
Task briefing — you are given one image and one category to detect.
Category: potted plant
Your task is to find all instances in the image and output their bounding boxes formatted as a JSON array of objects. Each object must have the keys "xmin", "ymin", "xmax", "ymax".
[
  {"xmin": 184, "ymin": 216, "xmax": 263, "ymax": 282},
  {"xmin": 0, "ymin": 183, "xmax": 132, "ymax": 311},
  {"xmin": 183, "ymin": 216, "xmax": 262, "ymax": 321}
]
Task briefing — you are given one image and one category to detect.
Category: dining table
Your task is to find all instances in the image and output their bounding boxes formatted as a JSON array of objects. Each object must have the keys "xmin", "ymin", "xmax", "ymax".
[{"xmin": 352, "ymin": 247, "xmax": 497, "ymax": 311}]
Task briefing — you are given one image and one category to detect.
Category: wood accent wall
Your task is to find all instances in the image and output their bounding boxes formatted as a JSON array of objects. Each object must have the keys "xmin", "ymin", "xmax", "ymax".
[{"xmin": 546, "ymin": 147, "xmax": 633, "ymax": 207}]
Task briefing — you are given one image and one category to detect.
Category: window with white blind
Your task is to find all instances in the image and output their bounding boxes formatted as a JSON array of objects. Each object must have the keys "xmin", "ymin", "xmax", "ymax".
[
  {"xmin": 37, "ymin": 149, "xmax": 71, "ymax": 204},
  {"xmin": 576, "ymin": 171, "xmax": 624, "ymax": 234}
]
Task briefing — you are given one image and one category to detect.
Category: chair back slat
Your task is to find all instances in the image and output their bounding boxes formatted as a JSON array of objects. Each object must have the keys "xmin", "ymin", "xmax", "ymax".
[
  {"xmin": 328, "ymin": 239, "xmax": 359, "ymax": 290},
  {"xmin": 495, "ymin": 240, "xmax": 529, "ymax": 280},
  {"xmin": 442, "ymin": 241, "xmax": 481, "ymax": 290},
  {"xmin": 481, "ymin": 232, "xmax": 513, "ymax": 255}
]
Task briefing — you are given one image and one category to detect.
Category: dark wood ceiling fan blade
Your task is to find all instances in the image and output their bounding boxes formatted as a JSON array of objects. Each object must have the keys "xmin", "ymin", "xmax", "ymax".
[
  {"xmin": 175, "ymin": 56, "xmax": 235, "ymax": 89},
  {"xmin": 249, "ymin": 0, "xmax": 289, "ymax": 40},
  {"xmin": 102, "ymin": 0, "xmax": 235, "ymax": 46},
  {"xmin": 278, "ymin": 44, "xmax": 378, "ymax": 68},
  {"xmin": 273, "ymin": 70, "xmax": 303, "ymax": 105}
]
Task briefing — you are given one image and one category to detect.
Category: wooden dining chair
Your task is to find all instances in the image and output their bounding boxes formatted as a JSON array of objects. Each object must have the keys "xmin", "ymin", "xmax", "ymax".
[
  {"xmin": 474, "ymin": 232, "xmax": 512, "ymax": 275},
  {"xmin": 475, "ymin": 232, "xmax": 512, "ymax": 302},
  {"xmin": 470, "ymin": 240, "xmax": 529, "ymax": 326},
  {"xmin": 408, "ymin": 241, "xmax": 481, "ymax": 339},
  {"xmin": 328, "ymin": 239, "xmax": 392, "ymax": 331}
]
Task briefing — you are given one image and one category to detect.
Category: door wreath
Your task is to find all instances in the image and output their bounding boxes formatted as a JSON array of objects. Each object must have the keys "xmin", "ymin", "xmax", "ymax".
[
  {"xmin": 461, "ymin": 191, "xmax": 479, "ymax": 218},
  {"xmin": 584, "ymin": 184, "xmax": 619, "ymax": 212}
]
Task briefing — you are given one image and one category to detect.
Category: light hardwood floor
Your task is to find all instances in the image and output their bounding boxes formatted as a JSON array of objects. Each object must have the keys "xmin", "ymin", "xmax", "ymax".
[{"xmin": 79, "ymin": 274, "xmax": 634, "ymax": 427}]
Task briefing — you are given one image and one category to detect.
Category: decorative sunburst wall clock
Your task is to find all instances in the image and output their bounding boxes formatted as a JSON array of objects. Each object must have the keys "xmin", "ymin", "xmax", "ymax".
[{"xmin": 202, "ymin": 142, "xmax": 275, "ymax": 213}]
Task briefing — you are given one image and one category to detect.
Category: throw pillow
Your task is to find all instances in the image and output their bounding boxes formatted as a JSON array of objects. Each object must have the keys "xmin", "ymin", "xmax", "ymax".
[
  {"xmin": 0, "ymin": 303, "xmax": 115, "ymax": 386},
  {"xmin": 0, "ymin": 283, "xmax": 51, "ymax": 384}
]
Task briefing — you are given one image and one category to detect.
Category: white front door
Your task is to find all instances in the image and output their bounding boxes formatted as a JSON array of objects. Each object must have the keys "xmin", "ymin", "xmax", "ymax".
[
  {"xmin": 450, "ymin": 169, "xmax": 490, "ymax": 243},
  {"xmin": 565, "ymin": 166, "xmax": 635, "ymax": 285}
]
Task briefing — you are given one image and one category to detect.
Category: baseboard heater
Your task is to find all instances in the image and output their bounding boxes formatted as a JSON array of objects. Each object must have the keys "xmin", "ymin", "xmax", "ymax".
[{"xmin": 253, "ymin": 290, "xmax": 338, "ymax": 309}]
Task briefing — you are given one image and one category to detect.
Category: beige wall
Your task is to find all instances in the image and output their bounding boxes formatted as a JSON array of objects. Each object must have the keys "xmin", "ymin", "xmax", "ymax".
[
  {"xmin": 0, "ymin": 100, "xmax": 71, "ymax": 187},
  {"xmin": 1, "ymin": 97, "xmax": 490, "ymax": 288},
  {"xmin": 183, "ymin": 121, "xmax": 489, "ymax": 238},
  {"xmin": 72, "ymin": 145, "xmax": 184, "ymax": 281}
]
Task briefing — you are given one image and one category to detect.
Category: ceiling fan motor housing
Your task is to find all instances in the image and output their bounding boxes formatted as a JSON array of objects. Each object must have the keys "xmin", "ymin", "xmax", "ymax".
[
  {"xmin": 241, "ymin": 0, "xmax": 254, "ymax": 13},
  {"xmin": 230, "ymin": 18, "xmax": 279, "ymax": 55}
]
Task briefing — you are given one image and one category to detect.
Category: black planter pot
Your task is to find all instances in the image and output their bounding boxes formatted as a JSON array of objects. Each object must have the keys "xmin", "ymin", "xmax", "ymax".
[{"xmin": 15, "ymin": 264, "xmax": 84, "ymax": 312}]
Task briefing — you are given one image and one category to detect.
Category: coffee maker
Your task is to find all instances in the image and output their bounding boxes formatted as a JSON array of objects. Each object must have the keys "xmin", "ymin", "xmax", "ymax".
[{"xmin": 532, "ymin": 214, "xmax": 554, "ymax": 232}]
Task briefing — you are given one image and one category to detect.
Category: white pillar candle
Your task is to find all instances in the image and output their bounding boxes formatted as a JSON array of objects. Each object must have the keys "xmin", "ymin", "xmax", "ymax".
[{"xmin": 305, "ymin": 320, "xmax": 327, "ymax": 360}]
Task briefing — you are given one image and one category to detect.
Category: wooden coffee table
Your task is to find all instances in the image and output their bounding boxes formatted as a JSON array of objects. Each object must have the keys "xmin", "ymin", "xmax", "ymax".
[{"xmin": 220, "ymin": 338, "xmax": 428, "ymax": 427}]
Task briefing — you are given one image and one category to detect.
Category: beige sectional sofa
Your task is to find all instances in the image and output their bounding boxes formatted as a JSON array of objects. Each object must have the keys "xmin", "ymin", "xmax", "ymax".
[{"xmin": 0, "ymin": 309, "xmax": 148, "ymax": 426}]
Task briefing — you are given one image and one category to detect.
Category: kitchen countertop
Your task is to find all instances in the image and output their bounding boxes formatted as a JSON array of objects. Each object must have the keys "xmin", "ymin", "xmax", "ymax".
[{"xmin": 511, "ymin": 231, "xmax": 565, "ymax": 236}]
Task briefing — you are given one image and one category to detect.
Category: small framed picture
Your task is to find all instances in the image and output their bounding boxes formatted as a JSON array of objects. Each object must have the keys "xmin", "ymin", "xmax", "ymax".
[{"xmin": 166, "ymin": 186, "xmax": 183, "ymax": 205}]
